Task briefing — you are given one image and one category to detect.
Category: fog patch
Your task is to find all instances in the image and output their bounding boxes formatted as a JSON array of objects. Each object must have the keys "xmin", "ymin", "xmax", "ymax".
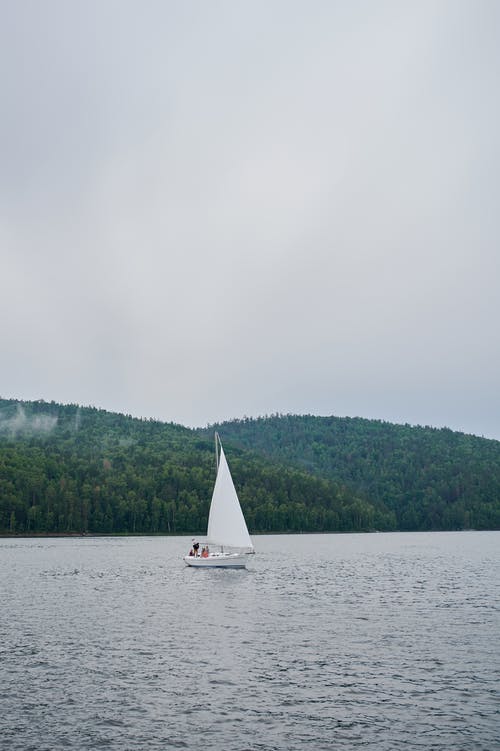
[
  {"xmin": 74, "ymin": 406, "xmax": 82, "ymax": 431},
  {"xmin": 0, "ymin": 404, "xmax": 58, "ymax": 437}
]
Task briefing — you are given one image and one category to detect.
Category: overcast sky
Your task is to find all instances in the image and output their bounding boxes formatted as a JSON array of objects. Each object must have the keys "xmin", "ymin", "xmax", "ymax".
[{"xmin": 1, "ymin": 0, "xmax": 499, "ymax": 439}]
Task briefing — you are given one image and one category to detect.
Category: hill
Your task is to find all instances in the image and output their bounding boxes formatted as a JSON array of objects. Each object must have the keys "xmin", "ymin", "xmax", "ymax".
[
  {"xmin": 199, "ymin": 415, "xmax": 500, "ymax": 531},
  {"xmin": 1, "ymin": 399, "xmax": 499, "ymax": 535},
  {"xmin": 0, "ymin": 399, "xmax": 363, "ymax": 535}
]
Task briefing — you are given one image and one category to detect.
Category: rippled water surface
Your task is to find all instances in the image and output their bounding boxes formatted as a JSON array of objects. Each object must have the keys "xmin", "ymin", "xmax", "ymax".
[{"xmin": 1, "ymin": 532, "xmax": 499, "ymax": 750}]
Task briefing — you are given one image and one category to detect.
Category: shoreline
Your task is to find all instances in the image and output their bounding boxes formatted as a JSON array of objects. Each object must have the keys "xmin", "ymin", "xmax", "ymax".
[{"xmin": 0, "ymin": 528, "xmax": 489, "ymax": 539}]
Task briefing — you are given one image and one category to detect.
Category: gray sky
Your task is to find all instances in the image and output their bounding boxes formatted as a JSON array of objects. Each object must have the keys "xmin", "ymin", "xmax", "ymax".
[{"xmin": 1, "ymin": 0, "xmax": 499, "ymax": 438}]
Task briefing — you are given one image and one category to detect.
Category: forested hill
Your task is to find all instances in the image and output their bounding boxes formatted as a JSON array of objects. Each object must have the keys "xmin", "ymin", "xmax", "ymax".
[
  {"xmin": 1, "ymin": 399, "xmax": 499, "ymax": 535},
  {"xmin": 0, "ymin": 399, "xmax": 363, "ymax": 535},
  {"xmin": 199, "ymin": 415, "xmax": 500, "ymax": 531}
]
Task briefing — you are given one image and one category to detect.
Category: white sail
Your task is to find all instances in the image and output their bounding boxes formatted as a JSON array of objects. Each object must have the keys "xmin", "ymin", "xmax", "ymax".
[{"xmin": 207, "ymin": 442, "xmax": 254, "ymax": 552}]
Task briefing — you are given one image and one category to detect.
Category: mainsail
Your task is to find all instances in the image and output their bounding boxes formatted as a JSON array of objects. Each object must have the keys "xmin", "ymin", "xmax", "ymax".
[{"xmin": 207, "ymin": 440, "xmax": 254, "ymax": 552}]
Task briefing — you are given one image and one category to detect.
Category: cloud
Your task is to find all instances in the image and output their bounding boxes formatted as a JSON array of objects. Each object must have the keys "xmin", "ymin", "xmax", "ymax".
[
  {"xmin": 1, "ymin": 1, "xmax": 499, "ymax": 439},
  {"xmin": 0, "ymin": 405, "xmax": 58, "ymax": 437}
]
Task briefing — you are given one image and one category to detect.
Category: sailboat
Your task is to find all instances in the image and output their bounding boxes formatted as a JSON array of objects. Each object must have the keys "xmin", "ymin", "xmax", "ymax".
[{"xmin": 183, "ymin": 433, "xmax": 254, "ymax": 568}]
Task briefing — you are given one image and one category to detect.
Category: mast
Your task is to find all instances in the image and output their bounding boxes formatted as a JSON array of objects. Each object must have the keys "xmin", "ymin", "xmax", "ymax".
[{"xmin": 215, "ymin": 431, "xmax": 220, "ymax": 471}]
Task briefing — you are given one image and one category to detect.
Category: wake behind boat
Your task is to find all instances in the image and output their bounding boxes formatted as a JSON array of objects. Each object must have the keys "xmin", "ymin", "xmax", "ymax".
[{"xmin": 184, "ymin": 433, "xmax": 254, "ymax": 568}]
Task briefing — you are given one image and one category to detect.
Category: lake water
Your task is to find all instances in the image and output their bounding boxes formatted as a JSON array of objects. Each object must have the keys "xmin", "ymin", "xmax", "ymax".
[{"xmin": 0, "ymin": 532, "xmax": 499, "ymax": 751}]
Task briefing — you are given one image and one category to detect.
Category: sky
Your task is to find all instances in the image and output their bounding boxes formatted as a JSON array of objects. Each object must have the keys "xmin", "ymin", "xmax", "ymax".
[{"xmin": 1, "ymin": 0, "xmax": 499, "ymax": 439}]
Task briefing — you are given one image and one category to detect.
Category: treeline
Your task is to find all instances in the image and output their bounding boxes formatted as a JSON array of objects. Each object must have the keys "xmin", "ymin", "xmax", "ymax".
[
  {"xmin": 0, "ymin": 399, "xmax": 382, "ymax": 535},
  {"xmin": 200, "ymin": 414, "xmax": 500, "ymax": 531},
  {"xmin": 1, "ymin": 399, "xmax": 499, "ymax": 535}
]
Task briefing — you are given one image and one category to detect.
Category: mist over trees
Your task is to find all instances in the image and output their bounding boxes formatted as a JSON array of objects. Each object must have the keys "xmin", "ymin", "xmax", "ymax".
[{"xmin": 1, "ymin": 399, "xmax": 499, "ymax": 535}]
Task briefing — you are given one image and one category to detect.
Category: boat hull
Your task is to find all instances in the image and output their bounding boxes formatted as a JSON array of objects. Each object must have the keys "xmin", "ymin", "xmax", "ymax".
[{"xmin": 183, "ymin": 553, "xmax": 247, "ymax": 569}]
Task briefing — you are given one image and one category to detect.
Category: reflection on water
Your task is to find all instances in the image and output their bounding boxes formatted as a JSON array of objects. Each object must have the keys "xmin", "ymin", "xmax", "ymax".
[{"xmin": 1, "ymin": 532, "xmax": 499, "ymax": 750}]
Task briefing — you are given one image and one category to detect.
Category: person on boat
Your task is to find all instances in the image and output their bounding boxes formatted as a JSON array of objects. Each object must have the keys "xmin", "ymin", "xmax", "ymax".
[
  {"xmin": 192, "ymin": 539, "xmax": 200, "ymax": 556},
  {"xmin": 201, "ymin": 546, "xmax": 209, "ymax": 558},
  {"xmin": 188, "ymin": 548, "xmax": 194, "ymax": 556}
]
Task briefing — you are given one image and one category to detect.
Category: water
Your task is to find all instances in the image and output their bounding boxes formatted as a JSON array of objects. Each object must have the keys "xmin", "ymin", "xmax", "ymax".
[{"xmin": 0, "ymin": 532, "xmax": 499, "ymax": 751}]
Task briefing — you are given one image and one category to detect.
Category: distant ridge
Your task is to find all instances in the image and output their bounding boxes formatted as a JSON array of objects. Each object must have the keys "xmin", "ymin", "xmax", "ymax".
[
  {"xmin": 1, "ymin": 398, "xmax": 499, "ymax": 535},
  {"xmin": 199, "ymin": 414, "xmax": 500, "ymax": 531}
]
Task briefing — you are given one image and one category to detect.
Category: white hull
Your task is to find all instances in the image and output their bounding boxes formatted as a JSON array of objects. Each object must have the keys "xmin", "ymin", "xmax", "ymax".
[{"xmin": 183, "ymin": 553, "xmax": 247, "ymax": 569}]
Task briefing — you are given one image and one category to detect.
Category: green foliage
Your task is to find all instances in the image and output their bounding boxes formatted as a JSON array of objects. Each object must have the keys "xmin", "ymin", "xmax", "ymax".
[
  {"xmin": 1, "ymin": 400, "xmax": 499, "ymax": 535},
  {"xmin": 200, "ymin": 414, "xmax": 500, "ymax": 531}
]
